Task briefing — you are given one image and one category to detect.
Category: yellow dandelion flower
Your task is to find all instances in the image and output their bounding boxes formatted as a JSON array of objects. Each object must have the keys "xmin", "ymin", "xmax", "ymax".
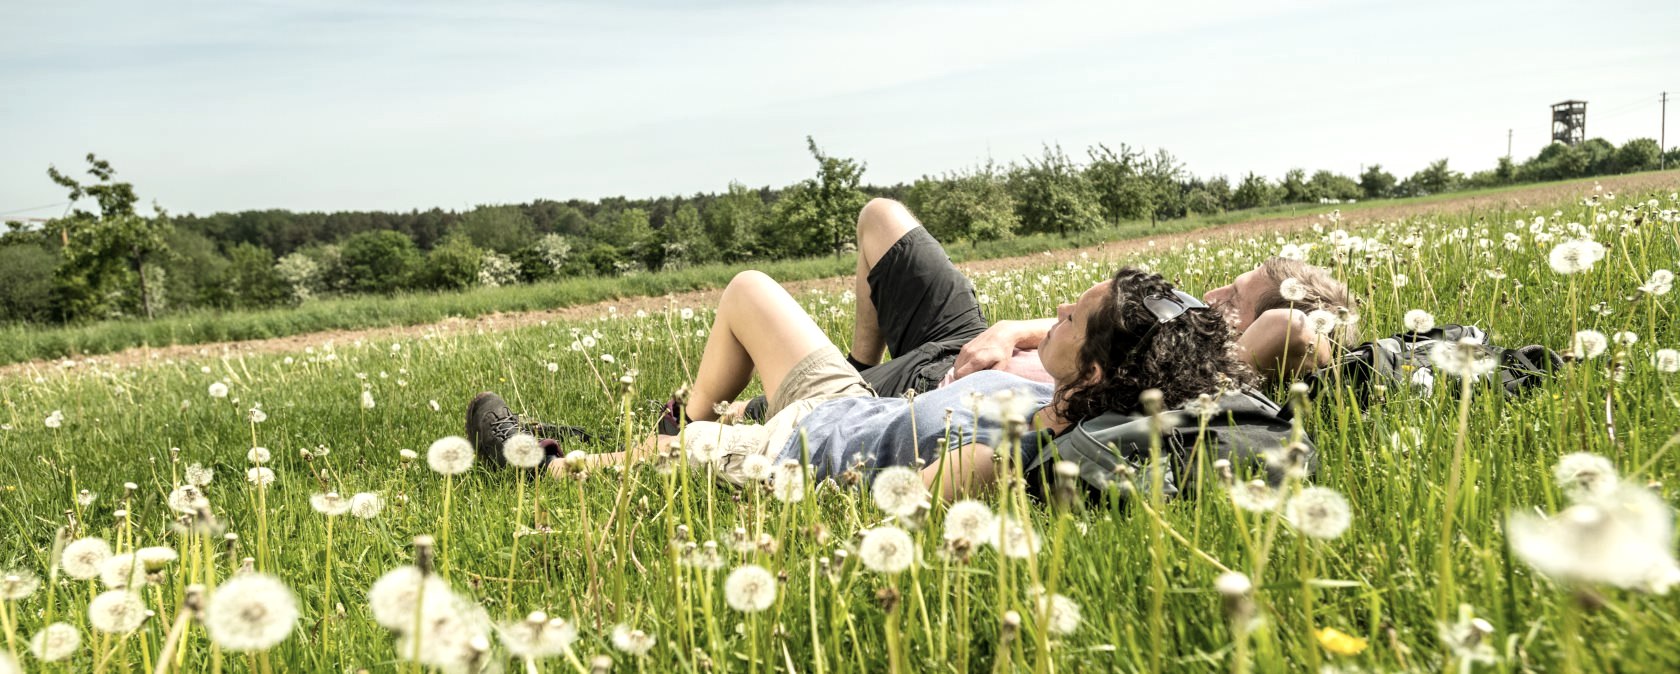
[{"xmin": 1315, "ymin": 627, "xmax": 1368, "ymax": 656}]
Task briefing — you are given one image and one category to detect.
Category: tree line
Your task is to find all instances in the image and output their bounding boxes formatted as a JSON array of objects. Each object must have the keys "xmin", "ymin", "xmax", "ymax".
[{"xmin": 3, "ymin": 135, "xmax": 1674, "ymax": 325}]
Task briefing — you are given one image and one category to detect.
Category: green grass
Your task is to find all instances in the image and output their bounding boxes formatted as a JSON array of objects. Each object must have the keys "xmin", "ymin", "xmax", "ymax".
[
  {"xmin": 1, "ymin": 181, "xmax": 1679, "ymax": 672},
  {"xmin": 5, "ymin": 172, "xmax": 1666, "ymax": 367}
]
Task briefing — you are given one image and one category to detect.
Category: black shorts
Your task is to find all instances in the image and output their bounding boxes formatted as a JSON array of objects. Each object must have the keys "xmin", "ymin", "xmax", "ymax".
[
  {"xmin": 742, "ymin": 227, "xmax": 986, "ymax": 420},
  {"xmin": 857, "ymin": 227, "xmax": 988, "ymax": 397}
]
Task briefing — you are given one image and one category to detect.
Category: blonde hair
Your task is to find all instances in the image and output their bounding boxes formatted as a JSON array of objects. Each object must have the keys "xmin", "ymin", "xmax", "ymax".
[{"xmin": 1253, "ymin": 258, "xmax": 1360, "ymax": 346}]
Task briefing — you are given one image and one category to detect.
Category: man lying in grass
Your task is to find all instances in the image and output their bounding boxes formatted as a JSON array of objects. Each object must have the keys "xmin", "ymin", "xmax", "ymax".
[
  {"xmin": 724, "ymin": 198, "xmax": 1357, "ymax": 421},
  {"xmin": 468, "ymin": 253, "xmax": 1290, "ymax": 503}
]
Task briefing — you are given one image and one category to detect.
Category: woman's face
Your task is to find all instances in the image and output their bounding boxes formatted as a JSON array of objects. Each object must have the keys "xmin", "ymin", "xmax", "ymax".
[{"xmin": 1039, "ymin": 280, "xmax": 1111, "ymax": 385}]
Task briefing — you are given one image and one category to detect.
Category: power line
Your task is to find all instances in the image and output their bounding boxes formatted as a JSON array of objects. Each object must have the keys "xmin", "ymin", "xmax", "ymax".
[{"xmin": 0, "ymin": 201, "xmax": 70, "ymax": 217}]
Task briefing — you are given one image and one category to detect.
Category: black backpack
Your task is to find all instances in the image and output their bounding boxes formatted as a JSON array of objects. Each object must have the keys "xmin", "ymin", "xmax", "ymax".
[{"xmin": 1303, "ymin": 324, "xmax": 1561, "ymax": 403}]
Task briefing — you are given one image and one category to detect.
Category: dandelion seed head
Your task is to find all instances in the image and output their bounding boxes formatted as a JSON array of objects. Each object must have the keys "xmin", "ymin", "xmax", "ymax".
[
  {"xmin": 0, "ymin": 571, "xmax": 39, "ymax": 600},
  {"xmin": 167, "ymin": 485, "xmax": 209, "ymax": 515},
  {"xmin": 769, "ymin": 461, "xmax": 806, "ymax": 503},
  {"xmin": 88, "ymin": 590, "xmax": 148, "ymax": 633},
  {"xmin": 1655, "ymin": 349, "xmax": 1680, "ymax": 373},
  {"xmin": 136, "ymin": 547, "xmax": 179, "ymax": 571},
  {"xmin": 246, "ymin": 467, "xmax": 276, "ymax": 487},
  {"xmin": 501, "ymin": 614, "xmax": 578, "ymax": 658},
  {"xmin": 43, "ymin": 410, "xmax": 63, "ymax": 429},
  {"xmin": 247, "ymin": 407, "xmax": 268, "ymax": 424},
  {"xmin": 1403, "ymin": 309, "xmax": 1435, "ymax": 333},
  {"xmin": 1553, "ymin": 453, "xmax": 1619, "ymax": 502},
  {"xmin": 858, "ymin": 526, "xmax": 916, "ymax": 574},
  {"xmin": 1304, "ymin": 309, "xmax": 1338, "ymax": 337},
  {"xmin": 28, "ymin": 622, "xmax": 80, "ymax": 662},
  {"xmin": 1034, "ymin": 590, "xmax": 1081, "ymax": 636},
  {"xmin": 996, "ymin": 517, "xmax": 1042, "ymax": 559},
  {"xmin": 1284, "ymin": 487, "xmax": 1352, "ymax": 539},
  {"xmin": 1279, "ymin": 278, "xmax": 1307, "ymax": 302},
  {"xmin": 502, "ymin": 433, "xmax": 544, "ymax": 469},
  {"xmin": 871, "ymin": 466, "xmax": 930, "ymax": 517},
  {"xmin": 360, "ymin": 390, "xmax": 376, "ymax": 410},
  {"xmin": 185, "ymin": 463, "xmax": 214, "ymax": 487},
  {"xmin": 724, "ymin": 564, "xmax": 777, "ymax": 612},
  {"xmin": 740, "ymin": 454, "xmax": 774, "ymax": 483},
  {"xmin": 247, "ymin": 446, "xmax": 271, "ymax": 464},
  {"xmin": 309, "ymin": 492, "xmax": 352, "ymax": 517},
  {"xmin": 942, "ymin": 500, "xmax": 996, "ymax": 547},
  {"xmin": 1570, "ymin": 330, "xmax": 1608, "ymax": 360},
  {"xmin": 1229, "ymin": 480, "xmax": 1283, "ymax": 513},
  {"xmin": 427, "ymin": 436, "xmax": 475, "ymax": 475},
  {"xmin": 1547, "ymin": 239, "xmax": 1605, "ymax": 275},
  {"xmin": 99, "ymin": 553, "xmax": 146, "ymax": 590},
  {"xmin": 203, "ymin": 574, "xmax": 298, "ymax": 652},
  {"xmin": 1430, "ymin": 337, "xmax": 1498, "ymax": 379},
  {"xmin": 62, "ymin": 537, "xmax": 112, "ymax": 580},
  {"xmin": 611, "ymin": 624, "xmax": 657, "ymax": 656},
  {"xmin": 208, "ymin": 382, "xmax": 229, "ymax": 398},
  {"xmin": 368, "ymin": 565, "xmax": 452, "ymax": 631},
  {"xmin": 1640, "ymin": 269, "xmax": 1674, "ymax": 295},
  {"xmin": 1215, "ymin": 571, "xmax": 1252, "ymax": 596},
  {"xmin": 1509, "ymin": 484, "xmax": 1679, "ymax": 593},
  {"xmin": 349, "ymin": 492, "xmax": 385, "ymax": 519}
]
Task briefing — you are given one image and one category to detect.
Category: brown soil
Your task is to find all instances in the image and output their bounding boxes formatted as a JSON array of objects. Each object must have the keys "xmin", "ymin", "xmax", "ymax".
[{"xmin": 8, "ymin": 171, "xmax": 1677, "ymax": 378}]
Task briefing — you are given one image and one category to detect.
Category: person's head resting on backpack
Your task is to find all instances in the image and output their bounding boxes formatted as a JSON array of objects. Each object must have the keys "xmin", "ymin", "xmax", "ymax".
[
  {"xmin": 1039, "ymin": 267, "xmax": 1257, "ymax": 425},
  {"xmin": 1202, "ymin": 257, "xmax": 1359, "ymax": 378}
]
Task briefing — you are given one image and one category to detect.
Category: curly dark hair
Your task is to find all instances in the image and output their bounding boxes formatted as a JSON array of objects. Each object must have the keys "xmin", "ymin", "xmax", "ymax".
[{"xmin": 1054, "ymin": 267, "xmax": 1257, "ymax": 421}]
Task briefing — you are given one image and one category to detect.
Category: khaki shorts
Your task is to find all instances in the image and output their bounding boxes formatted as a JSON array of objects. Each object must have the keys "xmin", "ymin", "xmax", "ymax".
[{"xmin": 680, "ymin": 346, "xmax": 873, "ymax": 485}]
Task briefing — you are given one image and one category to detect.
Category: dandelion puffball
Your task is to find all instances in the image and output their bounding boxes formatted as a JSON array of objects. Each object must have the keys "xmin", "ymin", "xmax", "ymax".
[
  {"xmin": 769, "ymin": 461, "xmax": 806, "ymax": 503},
  {"xmin": 501, "ymin": 614, "xmax": 578, "ymax": 658},
  {"xmin": 349, "ymin": 492, "xmax": 385, "ymax": 519},
  {"xmin": 1553, "ymin": 453, "xmax": 1619, "ymax": 502},
  {"xmin": 62, "ymin": 537, "xmax": 113, "ymax": 580},
  {"xmin": 724, "ymin": 564, "xmax": 777, "ymax": 612},
  {"xmin": 203, "ymin": 574, "xmax": 299, "ymax": 652},
  {"xmin": 942, "ymin": 500, "xmax": 996, "ymax": 546},
  {"xmin": 368, "ymin": 566, "xmax": 452, "ymax": 631},
  {"xmin": 1547, "ymin": 239, "xmax": 1605, "ymax": 275},
  {"xmin": 1402, "ymin": 309, "xmax": 1435, "ymax": 333},
  {"xmin": 1570, "ymin": 330, "xmax": 1608, "ymax": 360},
  {"xmin": 1037, "ymin": 592, "xmax": 1082, "ymax": 636},
  {"xmin": 185, "ymin": 463, "xmax": 215, "ymax": 486},
  {"xmin": 29, "ymin": 622, "xmax": 80, "ymax": 662},
  {"xmin": 99, "ymin": 553, "xmax": 146, "ymax": 590},
  {"xmin": 1508, "ymin": 484, "xmax": 1680, "ymax": 594},
  {"xmin": 88, "ymin": 590, "xmax": 148, "ymax": 633},
  {"xmin": 310, "ymin": 492, "xmax": 352, "ymax": 517},
  {"xmin": 208, "ymin": 382, "xmax": 229, "ymax": 398},
  {"xmin": 996, "ymin": 517, "xmax": 1042, "ymax": 559},
  {"xmin": 1284, "ymin": 487, "xmax": 1353, "ymax": 540},
  {"xmin": 503, "ymin": 433, "xmax": 544, "ymax": 469},
  {"xmin": 248, "ymin": 446, "xmax": 272, "ymax": 464},
  {"xmin": 0, "ymin": 571, "xmax": 39, "ymax": 600},
  {"xmin": 427, "ymin": 436, "xmax": 474, "ymax": 475},
  {"xmin": 1278, "ymin": 277, "xmax": 1307, "ymax": 302},
  {"xmin": 246, "ymin": 467, "xmax": 276, "ymax": 487},
  {"xmin": 858, "ymin": 526, "xmax": 916, "ymax": 574},
  {"xmin": 360, "ymin": 390, "xmax": 376, "ymax": 410},
  {"xmin": 611, "ymin": 624, "xmax": 657, "ymax": 656},
  {"xmin": 1655, "ymin": 349, "xmax": 1680, "ymax": 373},
  {"xmin": 871, "ymin": 466, "xmax": 930, "ymax": 517}
]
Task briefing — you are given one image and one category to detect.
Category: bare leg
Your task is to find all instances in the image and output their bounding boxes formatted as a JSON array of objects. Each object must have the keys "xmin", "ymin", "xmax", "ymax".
[
  {"xmin": 850, "ymin": 198, "xmax": 923, "ymax": 366},
  {"xmin": 684, "ymin": 270, "xmax": 837, "ymax": 422}
]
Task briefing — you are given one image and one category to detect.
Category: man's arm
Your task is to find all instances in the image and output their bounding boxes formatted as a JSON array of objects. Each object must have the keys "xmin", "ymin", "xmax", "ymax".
[
  {"xmin": 952, "ymin": 318, "xmax": 1057, "ymax": 378},
  {"xmin": 921, "ymin": 443, "xmax": 1000, "ymax": 501},
  {"xmin": 1238, "ymin": 308, "xmax": 1332, "ymax": 380}
]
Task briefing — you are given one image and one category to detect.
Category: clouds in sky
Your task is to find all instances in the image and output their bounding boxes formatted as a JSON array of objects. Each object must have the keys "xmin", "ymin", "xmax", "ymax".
[{"xmin": 1, "ymin": 0, "xmax": 1675, "ymax": 215}]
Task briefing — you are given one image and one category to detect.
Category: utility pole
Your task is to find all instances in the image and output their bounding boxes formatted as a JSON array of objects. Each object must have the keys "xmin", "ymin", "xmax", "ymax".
[
  {"xmin": 1662, "ymin": 91, "xmax": 1668, "ymax": 171},
  {"xmin": 1506, "ymin": 129, "xmax": 1512, "ymax": 160}
]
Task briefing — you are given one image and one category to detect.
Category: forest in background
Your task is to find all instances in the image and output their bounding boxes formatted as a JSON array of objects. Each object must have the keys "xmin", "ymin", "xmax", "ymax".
[{"xmin": 2, "ymin": 135, "xmax": 1674, "ymax": 326}]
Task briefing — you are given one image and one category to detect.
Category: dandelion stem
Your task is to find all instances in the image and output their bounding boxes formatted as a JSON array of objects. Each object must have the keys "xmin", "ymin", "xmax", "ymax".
[{"xmin": 1435, "ymin": 371, "xmax": 1475, "ymax": 624}]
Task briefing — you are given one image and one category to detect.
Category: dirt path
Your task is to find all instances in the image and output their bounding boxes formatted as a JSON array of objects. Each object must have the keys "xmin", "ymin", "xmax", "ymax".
[{"xmin": 9, "ymin": 171, "xmax": 1677, "ymax": 377}]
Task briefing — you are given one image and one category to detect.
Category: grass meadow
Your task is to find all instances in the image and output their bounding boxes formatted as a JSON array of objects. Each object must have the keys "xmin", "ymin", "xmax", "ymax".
[
  {"xmin": 0, "ymin": 174, "xmax": 1630, "ymax": 367},
  {"xmin": 1, "ymin": 182, "xmax": 1679, "ymax": 673}
]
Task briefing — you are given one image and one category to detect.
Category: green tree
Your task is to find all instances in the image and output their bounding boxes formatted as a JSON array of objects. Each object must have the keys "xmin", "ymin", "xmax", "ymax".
[
  {"xmin": 1085, "ymin": 143, "xmax": 1150, "ymax": 223},
  {"xmin": 457, "ymin": 205, "xmax": 536, "ymax": 254},
  {"xmin": 1232, "ymin": 172, "xmax": 1279, "ymax": 210},
  {"xmin": 703, "ymin": 182, "xmax": 767, "ymax": 260},
  {"xmin": 1614, "ymin": 138, "xmax": 1662, "ymax": 173},
  {"xmin": 1280, "ymin": 168, "xmax": 1314, "ymax": 203},
  {"xmin": 163, "ymin": 228, "xmax": 232, "ymax": 309},
  {"xmin": 905, "ymin": 161, "xmax": 1018, "ymax": 245},
  {"xmin": 1359, "ymin": 165, "xmax": 1398, "ymax": 200},
  {"xmin": 1008, "ymin": 145, "xmax": 1104, "ymax": 237},
  {"xmin": 418, "ymin": 234, "xmax": 484, "ymax": 291},
  {"xmin": 662, "ymin": 203, "xmax": 710, "ymax": 269},
  {"xmin": 338, "ymin": 230, "xmax": 419, "ymax": 294},
  {"xmin": 802, "ymin": 136, "xmax": 870, "ymax": 259},
  {"xmin": 226, "ymin": 243, "xmax": 292, "ymax": 309},
  {"xmin": 46, "ymin": 154, "xmax": 174, "ymax": 320},
  {"xmin": 0, "ymin": 243, "xmax": 59, "ymax": 323},
  {"xmin": 1139, "ymin": 149, "xmax": 1186, "ymax": 224},
  {"xmin": 1307, "ymin": 170, "xmax": 1362, "ymax": 202},
  {"xmin": 1406, "ymin": 159, "xmax": 1462, "ymax": 197}
]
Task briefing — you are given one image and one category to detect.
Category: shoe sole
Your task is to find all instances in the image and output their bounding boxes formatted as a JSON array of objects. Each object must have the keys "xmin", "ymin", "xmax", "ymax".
[{"xmin": 465, "ymin": 391, "xmax": 507, "ymax": 467}]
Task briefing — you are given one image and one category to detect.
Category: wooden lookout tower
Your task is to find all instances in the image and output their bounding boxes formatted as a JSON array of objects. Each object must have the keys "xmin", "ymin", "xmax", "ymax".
[{"xmin": 1551, "ymin": 100, "xmax": 1586, "ymax": 146}]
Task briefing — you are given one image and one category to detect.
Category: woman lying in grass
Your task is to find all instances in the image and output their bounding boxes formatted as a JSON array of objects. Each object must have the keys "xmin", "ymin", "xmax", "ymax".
[{"xmin": 468, "ymin": 261, "xmax": 1279, "ymax": 503}]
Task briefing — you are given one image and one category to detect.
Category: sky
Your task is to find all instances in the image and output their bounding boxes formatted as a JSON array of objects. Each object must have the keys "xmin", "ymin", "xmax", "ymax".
[{"xmin": 1, "ymin": 0, "xmax": 1676, "ymax": 218}]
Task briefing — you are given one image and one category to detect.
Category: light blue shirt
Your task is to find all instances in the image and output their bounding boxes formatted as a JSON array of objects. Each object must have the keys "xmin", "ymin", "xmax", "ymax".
[{"xmin": 775, "ymin": 371, "xmax": 1054, "ymax": 482}]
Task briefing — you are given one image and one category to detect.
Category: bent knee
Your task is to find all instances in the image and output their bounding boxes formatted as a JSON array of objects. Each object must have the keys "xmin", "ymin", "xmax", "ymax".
[{"xmin": 856, "ymin": 198, "xmax": 919, "ymax": 262}]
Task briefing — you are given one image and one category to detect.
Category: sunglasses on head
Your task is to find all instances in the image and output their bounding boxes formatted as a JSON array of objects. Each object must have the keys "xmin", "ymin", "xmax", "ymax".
[{"xmin": 1141, "ymin": 289, "xmax": 1208, "ymax": 324}]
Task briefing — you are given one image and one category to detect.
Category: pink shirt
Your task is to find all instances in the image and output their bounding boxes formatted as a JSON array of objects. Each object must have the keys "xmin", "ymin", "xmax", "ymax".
[{"xmin": 938, "ymin": 348, "xmax": 1053, "ymax": 387}]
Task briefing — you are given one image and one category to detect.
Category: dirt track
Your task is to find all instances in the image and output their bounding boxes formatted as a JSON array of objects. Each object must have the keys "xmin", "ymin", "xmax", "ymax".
[{"xmin": 8, "ymin": 171, "xmax": 1678, "ymax": 377}]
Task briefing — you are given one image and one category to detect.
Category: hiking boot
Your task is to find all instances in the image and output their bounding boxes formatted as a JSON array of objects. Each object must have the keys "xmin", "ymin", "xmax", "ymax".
[{"xmin": 466, "ymin": 392, "xmax": 524, "ymax": 469}]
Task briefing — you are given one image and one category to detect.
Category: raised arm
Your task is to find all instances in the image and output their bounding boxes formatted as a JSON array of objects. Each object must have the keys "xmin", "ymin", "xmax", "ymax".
[
  {"xmin": 1237, "ymin": 308, "xmax": 1332, "ymax": 380},
  {"xmin": 952, "ymin": 318, "xmax": 1057, "ymax": 379}
]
